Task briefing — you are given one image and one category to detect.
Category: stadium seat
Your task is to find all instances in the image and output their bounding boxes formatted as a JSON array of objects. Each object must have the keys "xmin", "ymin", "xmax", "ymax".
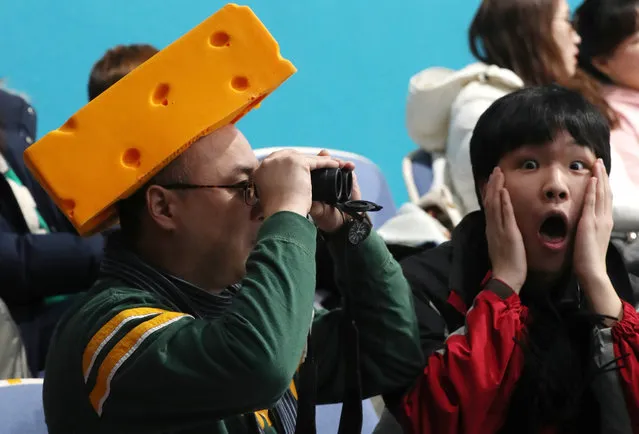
[
  {"xmin": 402, "ymin": 150, "xmax": 462, "ymax": 228},
  {"xmin": 402, "ymin": 149, "xmax": 434, "ymax": 203},
  {"xmin": 254, "ymin": 147, "xmax": 397, "ymax": 227},
  {"xmin": 0, "ymin": 378, "xmax": 46, "ymax": 434}
]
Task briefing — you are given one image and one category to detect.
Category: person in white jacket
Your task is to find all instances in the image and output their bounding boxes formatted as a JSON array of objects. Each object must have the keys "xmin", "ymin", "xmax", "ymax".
[{"xmin": 405, "ymin": 0, "xmax": 581, "ymax": 217}]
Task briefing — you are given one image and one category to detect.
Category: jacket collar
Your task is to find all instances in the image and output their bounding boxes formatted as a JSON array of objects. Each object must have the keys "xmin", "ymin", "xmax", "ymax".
[{"xmin": 99, "ymin": 231, "xmax": 239, "ymax": 319}]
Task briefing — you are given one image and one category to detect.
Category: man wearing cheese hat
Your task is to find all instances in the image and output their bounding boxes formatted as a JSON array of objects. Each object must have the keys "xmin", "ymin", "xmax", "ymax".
[{"xmin": 34, "ymin": 4, "xmax": 423, "ymax": 433}]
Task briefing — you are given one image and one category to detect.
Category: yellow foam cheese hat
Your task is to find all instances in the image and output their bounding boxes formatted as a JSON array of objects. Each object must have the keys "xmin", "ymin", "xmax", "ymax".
[{"xmin": 24, "ymin": 4, "xmax": 296, "ymax": 236}]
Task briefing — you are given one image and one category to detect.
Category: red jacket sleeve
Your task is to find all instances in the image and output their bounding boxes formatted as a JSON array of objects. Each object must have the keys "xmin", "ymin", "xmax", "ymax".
[
  {"xmin": 613, "ymin": 301, "xmax": 639, "ymax": 430},
  {"xmin": 402, "ymin": 286, "xmax": 527, "ymax": 434}
]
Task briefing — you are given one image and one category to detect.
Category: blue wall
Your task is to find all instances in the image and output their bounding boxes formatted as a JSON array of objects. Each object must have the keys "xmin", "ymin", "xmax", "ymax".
[{"xmin": 0, "ymin": 0, "xmax": 582, "ymax": 206}]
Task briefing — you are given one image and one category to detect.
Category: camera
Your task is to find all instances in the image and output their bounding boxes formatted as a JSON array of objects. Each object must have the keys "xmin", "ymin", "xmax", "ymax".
[{"xmin": 310, "ymin": 168, "xmax": 353, "ymax": 204}]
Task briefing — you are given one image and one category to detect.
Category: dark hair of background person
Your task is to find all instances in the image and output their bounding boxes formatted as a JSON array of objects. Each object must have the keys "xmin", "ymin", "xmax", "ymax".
[
  {"xmin": 469, "ymin": 0, "xmax": 618, "ymax": 127},
  {"xmin": 469, "ymin": 0, "xmax": 568, "ymax": 86},
  {"xmin": 573, "ymin": 0, "xmax": 639, "ymax": 125},
  {"xmin": 88, "ymin": 44, "xmax": 159, "ymax": 101}
]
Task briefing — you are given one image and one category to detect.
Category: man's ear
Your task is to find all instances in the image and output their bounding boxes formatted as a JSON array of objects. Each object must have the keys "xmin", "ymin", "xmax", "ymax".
[
  {"xmin": 146, "ymin": 185, "xmax": 179, "ymax": 231},
  {"xmin": 478, "ymin": 181, "xmax": 488, "ymax": 206}
]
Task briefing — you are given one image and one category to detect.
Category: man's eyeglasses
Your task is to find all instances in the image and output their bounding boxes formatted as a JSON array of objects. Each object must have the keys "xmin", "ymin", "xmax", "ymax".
[{"xmin": 158, "ymin": 180, "xmax": 259, "ymax": 206}]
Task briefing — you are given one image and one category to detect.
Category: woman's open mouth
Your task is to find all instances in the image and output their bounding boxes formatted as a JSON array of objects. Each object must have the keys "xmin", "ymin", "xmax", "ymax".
[{"xmin": 538, "ymin": 212, "xmax": 569, "ymax": 251}]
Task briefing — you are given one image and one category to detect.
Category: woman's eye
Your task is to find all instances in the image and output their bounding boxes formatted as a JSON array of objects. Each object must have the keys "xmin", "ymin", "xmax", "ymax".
[
  {"xmin": 521, "ymin": 160, "xmax": 538, "ymax": 170},
  {"xmin": 569, "ymin": 161, "xmax": 585, "ymax": 170}
]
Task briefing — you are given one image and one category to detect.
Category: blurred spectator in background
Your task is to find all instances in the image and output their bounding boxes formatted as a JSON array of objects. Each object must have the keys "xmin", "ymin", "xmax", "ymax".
[
  {"xmin": 88, "ymin": 43, "xmax": 158, "ymax": 101},
  {"xmin": 0, "ymin": 85, "xmax": 103, "ymax": 376},
  {"xmin": 0, "ymin": 44, "xmax": 158, "ymax": 376},
  {"xmin": 574, "ymin": 0, "xmax": 639, "ymax": 272},
  {"xmin": 405, "ymin": 0, "xmax": 581, "ymax": 218},
  {"xmin": 0, "ymin": 297, "xmax": 30, "ymax": 379},
  {"xmin": 0, "ymin": 110, "xmax": 31, "ymax": 379}
]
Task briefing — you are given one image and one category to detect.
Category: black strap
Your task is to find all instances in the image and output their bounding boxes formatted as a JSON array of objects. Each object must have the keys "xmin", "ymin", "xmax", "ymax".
[
  {"xmin": 337, "ymin": 234, "xmax": 364, "ymax": 434},
  {"xmin": 334, "ymin": 204, "xmax": 383, "ymax": 434},
  {"xmin": 294, "ymin": 333, "xmax": 317, "ymax": 434},
  {"xmin": 337, "ymin": 314, "xmax": 363, "ymax": 434},
  {"xmin": 297, "ymin": 203, "xmax": 382, "ymax": 434}
]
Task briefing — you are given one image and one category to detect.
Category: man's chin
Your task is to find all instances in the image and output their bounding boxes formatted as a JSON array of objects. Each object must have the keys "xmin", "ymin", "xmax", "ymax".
[
  {"xmin": 233, "ymin": 262, "xmax": 249, "ymax": 284},
  {"xmin": 527, "ymin": 262, "xmax": 571, "ymax": 286},
  {"xmin": 527, "ymin": 247, "xmax": 573, "ymax": 274}
]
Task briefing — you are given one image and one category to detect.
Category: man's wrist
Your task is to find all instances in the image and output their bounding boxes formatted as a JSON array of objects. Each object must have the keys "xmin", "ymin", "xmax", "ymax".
[
  {"xmin": 491, "ymin": 270, "xmax": 523, "ymax": 295},
  {"xmin": 580, "ymin": 273, "xmax": 623, "ymax": 323},
  {"xmin": 484, "ymin": 277, "xmax": 517, "ymax": 299},
  {"xmin": 316, "ymin": 210, "xmax": 351, "ymax": 234},
  {"xmin": 578, "ymin": 269, "xmax": 610, "ymax": 289},
  {"xmin": 575, "ymin": 263, "xmax": 607, "ymax": 284},
  {"xmin": 263, "ymin": 203, "xmax": 309, "ymax": 220}
]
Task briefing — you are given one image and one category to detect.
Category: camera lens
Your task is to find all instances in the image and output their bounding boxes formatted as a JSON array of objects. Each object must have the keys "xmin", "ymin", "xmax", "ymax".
[
  {"xmin": 311, "ymin": 168, "xmax": 342, "ymax": 204},
  {"xmin": 340, "ymin": 170, "xmax": 353, "ymax": 202},
  {"xmin": 334, "ymin": 169, "xmax": 343, "ymax": 203},
  {"xmin": 310, "ymin": 168, "xmax": 354, "ymax": 204}
]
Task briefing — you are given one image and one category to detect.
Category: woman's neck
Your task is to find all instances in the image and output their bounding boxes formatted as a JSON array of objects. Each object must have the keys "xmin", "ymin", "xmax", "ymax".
[{"xmin": 520, "ymin": 269, "xmax": 572, "ymax": 306}]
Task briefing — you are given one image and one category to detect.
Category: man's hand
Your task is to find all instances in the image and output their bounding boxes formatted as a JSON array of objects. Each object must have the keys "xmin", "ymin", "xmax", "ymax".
[
  {"xmin": 573, "ymin": 159, "xmax": 614, "ymax": 282},
  {"xmin": 574, "ymin": 159, "xmax": 622, "ymax": 323},
  {"xmin": 254, "ymin": 150, "xmax": 341, "ymax": 219},
  {"xmin": 484, "ymin": 167, "xmax": 527, "ymax": 294},
  {"xmin": 309, "ymin": 150, "xmax": 360, "ymax": 233}
]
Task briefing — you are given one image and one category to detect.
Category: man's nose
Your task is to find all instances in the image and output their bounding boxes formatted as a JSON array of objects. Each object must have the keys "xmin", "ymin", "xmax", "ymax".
[{"xmin": 542, "ymin": 169, "xmax": 569, "ymax": 202}]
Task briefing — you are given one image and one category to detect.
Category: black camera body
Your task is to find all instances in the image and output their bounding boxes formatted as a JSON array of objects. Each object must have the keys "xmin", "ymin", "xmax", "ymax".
[
  {"xmin": 310, "ymin": 167, "xmax": 383, "ymax": 245},
  {"xmin": 310, "ymin": 168, "xmax": 353, "ymax": 204}
]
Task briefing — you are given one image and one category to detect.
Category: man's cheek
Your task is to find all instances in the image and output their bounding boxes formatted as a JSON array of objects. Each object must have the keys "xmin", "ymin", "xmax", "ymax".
[
  {"xmin": 509, "ymin": 196, "xmax": 527, "ymax": 220},
  {"xmin": 573, "ymin": 185, "xmax": 588, "ymax": 211}
]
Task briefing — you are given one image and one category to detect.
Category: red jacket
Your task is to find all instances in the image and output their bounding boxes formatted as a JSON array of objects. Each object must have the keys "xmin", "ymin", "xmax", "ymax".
[{"xmin": 398, "ymin": 212, "xmax": 639, "ymax": 433}]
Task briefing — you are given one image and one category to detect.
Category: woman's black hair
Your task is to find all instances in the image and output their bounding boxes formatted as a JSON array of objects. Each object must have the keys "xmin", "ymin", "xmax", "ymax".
[
  {"xmin": 470, "ymin": 85, "xmax": 611, "ymax": 206},
  {"xmin": 575, "ymin": 0, "xmax": 639, "ymax": 84}
]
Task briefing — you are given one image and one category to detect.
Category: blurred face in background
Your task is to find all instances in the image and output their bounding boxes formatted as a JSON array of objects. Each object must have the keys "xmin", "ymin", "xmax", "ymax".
[
  {"xmin": 593, "ymin": 20, "xmax": 639, "ymax": 90},
  {"xmin": 575, "ymin": 0, "xmax": 639, "ymax": 89},
  {"xmin": 468, "ymin": 0, "xmax": 581, "ymax": 86},
  {"xmin": 552, "ymin": 0, "xmax": 582, "ymax": 78}
]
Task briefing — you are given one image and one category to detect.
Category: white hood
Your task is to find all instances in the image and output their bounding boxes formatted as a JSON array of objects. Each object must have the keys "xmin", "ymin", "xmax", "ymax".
[{"xmin": 405, "ymin": 62, "xmax": 524, "ymax": 153}]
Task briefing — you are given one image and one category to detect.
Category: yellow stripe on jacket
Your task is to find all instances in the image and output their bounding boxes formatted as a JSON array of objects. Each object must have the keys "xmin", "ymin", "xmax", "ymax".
[
  {"xmin": 88, "ymin": 310, "xmax": 192, "ymax": 415},
  {"xmin": 82, "ymin": 307, "xmax": 166, "ymax": 380}
]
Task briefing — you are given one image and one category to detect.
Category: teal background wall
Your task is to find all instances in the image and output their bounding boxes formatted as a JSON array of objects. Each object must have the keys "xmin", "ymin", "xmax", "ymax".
[{"xmin": 0, "ymin": 0, "xmax": 583, "ymax": 206}]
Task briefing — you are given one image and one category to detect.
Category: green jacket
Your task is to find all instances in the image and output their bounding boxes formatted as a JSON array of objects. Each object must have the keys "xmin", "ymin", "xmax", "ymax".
[{"xmin": 43, "ymin": 212, "xmax": 422, "ymax": 433}]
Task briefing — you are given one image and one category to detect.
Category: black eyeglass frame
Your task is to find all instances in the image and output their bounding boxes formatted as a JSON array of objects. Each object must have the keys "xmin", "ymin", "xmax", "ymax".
[{"xmin": 158, "ymin": 180, "xmax": 259, "ymax": 206}]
